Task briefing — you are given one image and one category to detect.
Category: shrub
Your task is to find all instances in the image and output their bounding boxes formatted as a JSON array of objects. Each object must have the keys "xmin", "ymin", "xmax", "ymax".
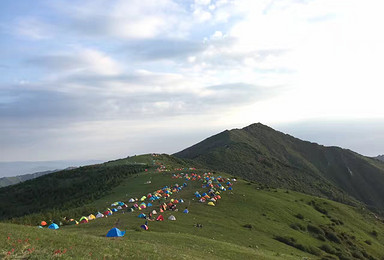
[
  {"xmin": 243, "ymin": 224, "xmax": 253, "ymax": 229},
  {"xmin": 290, "ymin": 223, "xmax": 306, "ymax": 231},
  {"xmin": 307, "ymin": 224, "xmax": 325, "ymax": 236},
  {"xmin": 295, "ymin": 213, "xmax": 304, "ymax": 220},
  {"xmin": 370, "ymin": 230, "xmax": 378, "ymax": 237},
  {"xmin": 325, "ymin": 231, "xmax": 341, "ymax": 244},
  {"xmin": 365, "ymin": 239, "xmax": 372, "ymax": 245},
  {"xmin": 319, "ymin": 244, "xmax": 336, "ymax": 254}
]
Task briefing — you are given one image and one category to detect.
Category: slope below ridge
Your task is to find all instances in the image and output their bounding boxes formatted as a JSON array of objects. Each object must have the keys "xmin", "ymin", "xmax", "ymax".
[{"xmin": 174, "ymin": 123, "xmax": 384, "ymax": 212}]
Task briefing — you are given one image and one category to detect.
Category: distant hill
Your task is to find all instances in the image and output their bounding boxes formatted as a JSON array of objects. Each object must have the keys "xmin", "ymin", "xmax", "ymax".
[
  {"xmin": 375, "ymin": 155, "xmax": 384, "ymax": 162},
  {"xmin": 0, "ymin": 158, "xmax": 148, "ymax": 221},
  {"xmin": 0, "ymin": 160, "xmax": 103, "ymax": 178},
  {"xmin": 0, "ymin": 170, "xmax": 59, "ymax": 188},
  {"xmin": 174, "ymin": 123, "xmax": 384, "ymax": 212}
]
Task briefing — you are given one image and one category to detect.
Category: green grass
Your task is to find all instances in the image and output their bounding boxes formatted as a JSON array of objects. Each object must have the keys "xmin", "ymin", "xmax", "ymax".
[{"xmin": 1, "ymin": 154, "xmax": 384, "ymax": 259}]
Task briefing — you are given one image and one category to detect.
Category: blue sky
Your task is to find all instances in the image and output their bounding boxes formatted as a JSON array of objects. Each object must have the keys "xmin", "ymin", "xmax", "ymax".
[{"xmin": 1, "ymin": 0, "xmax": 384, "ymax": 162}]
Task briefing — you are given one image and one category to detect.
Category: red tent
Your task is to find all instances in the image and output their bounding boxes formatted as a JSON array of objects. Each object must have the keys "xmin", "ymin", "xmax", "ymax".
[{"xmin": 156, "ymin": 215, "xmax": 164, "ymax": 221}]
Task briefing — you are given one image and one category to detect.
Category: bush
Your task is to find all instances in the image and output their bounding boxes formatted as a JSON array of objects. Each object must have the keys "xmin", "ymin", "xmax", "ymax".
[
  {"xmin": 295, "ymin": 213, "xmax": 304, "ymax": 220},
  {"xmin": 319, "ymin": 244, "xmax": 336, "ymax": 254},
  {"xmin": 290, "ymin": 223, "xmax": 306, "ymax": 231},
  {"xmin": 325, "ymin": 231, "xmax": 341, "ymax": 244},
  {"xmin": 365, "ymin": 239, "xmax": 372, "ymax": 245},
  {"xmin": 370, "ymin": 230, "xmax": 378, "ymax": 237},
  {"xmin": 307, "ymin": 224, "xmax": 325, "ymax": 236},
  {"xmin": 243, "ymin": 224, "xmax": 253, "ymax": 229}
]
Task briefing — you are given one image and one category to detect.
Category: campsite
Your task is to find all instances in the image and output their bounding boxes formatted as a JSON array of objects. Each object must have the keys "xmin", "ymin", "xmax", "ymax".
[{"xmin": 1, "ymin": 154, "xmax": 384, "ymax": 259}]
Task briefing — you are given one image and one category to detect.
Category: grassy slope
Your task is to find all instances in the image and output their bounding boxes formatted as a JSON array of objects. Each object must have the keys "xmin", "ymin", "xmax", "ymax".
[
  {"xmin": 174, "ymin": 123, "xmax": 384, "ymax": 212},
  {"xmin": 1, "ymin": 154, "xmax": 384, "ymax": 259}
]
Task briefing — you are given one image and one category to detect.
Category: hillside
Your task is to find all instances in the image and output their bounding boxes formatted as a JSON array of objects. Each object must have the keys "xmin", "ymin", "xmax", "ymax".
[
  {"xmin": 1, "ymin": 154, "xmax": 384, "ymax": 259},
  {"xmin": 0, "ymin": 159, "xmax": 148, "ymax": 221},
  {"xmin": 375, "ymin": 155, "xmax": 384, "ymax": 162},
  {"xmin": 174, "ymin": 123, "xmax": 384, "ymax": 212}
]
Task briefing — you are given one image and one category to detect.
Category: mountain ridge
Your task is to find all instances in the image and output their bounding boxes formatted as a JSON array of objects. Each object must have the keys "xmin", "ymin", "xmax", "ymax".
[{"xmin": 174, "ymin": 123, "xmax": 384, "ymax": 212}]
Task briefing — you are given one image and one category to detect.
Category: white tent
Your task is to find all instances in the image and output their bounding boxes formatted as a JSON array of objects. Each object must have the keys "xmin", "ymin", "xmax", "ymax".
[
  {"xmin": 129, "ymin": 198, "xmax": 135, "ymax": 203},
  {"xmin": 117, "ymin": 206, "xmax": 122, "ymax": 210},
  {"xmin": 152, "ymin": 210, "xmax": 157, "ymax": 215},
  {"xmin": 168, "ymin": 215, "xmax": 176, "ymax": 221},
  {"xmin": 96, "ymin": 212, "xmax": 104, "ymax": 218}
]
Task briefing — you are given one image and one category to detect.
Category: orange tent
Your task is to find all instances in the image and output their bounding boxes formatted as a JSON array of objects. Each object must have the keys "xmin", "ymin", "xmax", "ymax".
[{"xmin": 41, "ymin": 221, "xmax": 47, "ymax": 226}]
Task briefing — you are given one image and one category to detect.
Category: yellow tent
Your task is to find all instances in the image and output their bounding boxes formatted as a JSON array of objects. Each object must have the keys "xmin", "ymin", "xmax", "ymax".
[
  {"xmin": 88, "ymin": 214, "xmax": 96, "ymax": 220},
  {"xmin": 207, "ymin": 202, "xmax": 215, "ymax": 206}
]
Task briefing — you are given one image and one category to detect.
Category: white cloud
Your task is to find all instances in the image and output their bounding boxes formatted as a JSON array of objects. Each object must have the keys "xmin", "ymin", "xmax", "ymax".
[{"xmin": 14, "ymin": 17, "xmax": 52, "ymax": 39}]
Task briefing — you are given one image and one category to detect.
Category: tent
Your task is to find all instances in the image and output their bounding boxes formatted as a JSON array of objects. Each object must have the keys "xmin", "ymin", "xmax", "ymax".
[
  {"xmin": 88, "ymin": 214, "xmax": 96, "ymax": 220},
  {"xmin": 104, "ymin": 210, "xmax": 112, "ymax": 216},
  {"xmin": 117, "ymin": 206, "xmax": 122, "ymax": 210},
  {"xmin": 208, "ymin": 202, "xmax": 215, "ymax": 206},
  {"xmin": 183, "ymin": 209, "xmax": 189, "ymax": 213},
  {"xmin": 140, "ymin": 224, "xmax": 149, "ymax": 230},
  {"xmin": 138, "ymin": 213, "xmax": 146, "ymax": 218},
  {"xmin": 168, "ymin": 215, "xmax": 176, "ymax": 221},
  {"xmin": 140, "ymin": 196, "xmax": 146, "ymax": 201},
  {"xmin": 41, "ymin": 221, "xmax": 47, "ymax": 226},
  {"xmin": 129, "ymin": 198, "xmax": 135, "ymax": 203},
  {"xmin": 111, "ymin": 202, "xmax": 119, "ymax": 206},
  {"xmin": 156, "ymin": 215, "xmax": 164, "ymax": 221},
  {"xmin": 112, "ymin": 208, "xmax": 118, "ymax": 212},
  {"xmin": 79, "ymin": 216, "xmax": 88, "ymax": 223},
  {"xmin": 152, "ymin": 210, "xmax": 157, "ymax": 215},
  {"xmin": 96, "ymin": 212, "xmax": 104, "ymax": 218},
  {"xmin": 118, "ymin": 202, "xmax": 125, "ymax": 206},
  {"xmin": 147, "ymin": 203, "xmax": 152, "ymax": 207},
  {"xmin": 48, "ymin": 223, "xmax": 59, "ymax": 230},
  {"xmin": 69, "ymin": 219, "xmax": 78, "ymax": 225},
  {"xmin": 106, "ymin": 227, "xmax": 125, "ymax": 237},
  {"xmin": 128, "ymin": 208, "xmax": 134, "ymax": 212}
]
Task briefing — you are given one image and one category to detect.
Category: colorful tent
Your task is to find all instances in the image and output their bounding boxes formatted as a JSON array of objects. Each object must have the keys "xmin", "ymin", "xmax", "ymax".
[
  {"xmin": 106, "ymin": 227, "xmax": 125, "ymax": 237},
  {"xmin": 40, "ymin": 221, "xmax": 47, "ymax": 226},
  {"xmin": 79, "ymin": 216, "xmax": 88, "ymax": 222},
  {"xmin": 112, "ymin": 208, "xmax": 118, "ymax": 212},
  {"xmin": 88, "ymin": 214, "xmax": 96, "ymax": 220},
  {"xmin": 111, "ymin": 202, "xmax": 119, "ymax": 206},
  {"xmin": 140, "ymin": 224, "xmax": 149, "ymax": 230},
  {"xmin": 69, "ymin": 219, "xmax": 78, "ymax": 225},
  {"xmin": 156, "ymin": 215, "xmax": 164, "ymax": 221},
  {"xmin": 48, "ymin": 223, "xmax": 59, "ymax": 230},
  {"xmin": 138, "ymin": 213, "xmax": 146, "ymax": 218}
]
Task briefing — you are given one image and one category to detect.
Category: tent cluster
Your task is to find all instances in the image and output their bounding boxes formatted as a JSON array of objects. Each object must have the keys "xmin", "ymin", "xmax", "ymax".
[{"xmin": 38, "ymin": 162, "xmax": 235, "ymax": 234}]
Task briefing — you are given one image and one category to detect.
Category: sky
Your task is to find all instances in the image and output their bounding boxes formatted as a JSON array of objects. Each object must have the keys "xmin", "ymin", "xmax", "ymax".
[{"xmin": 1, "ymin": 0, "xmax": 384, "ymax": 164}]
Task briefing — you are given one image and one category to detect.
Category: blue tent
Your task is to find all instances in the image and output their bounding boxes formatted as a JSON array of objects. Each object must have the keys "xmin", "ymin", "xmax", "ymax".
[
  {"xmin": 48, "ymin": 223, "xmax": 59, "ymax": 230},
  {"xmin": 228, "ymin": 187, "xmax": 233, "ymax": 190},
  {"xmin": 147, "ymin": 203, "xmax": 153, "ymax": 207},
  {"xmin": 138, "ymin": 213, "xmax": 146, "ymax": 218},
  {"xmin": 183, "ymin": 209, "xmax": 189, "ymax": 213},
  {"xmin": 112, "ymin": 208, "xmax": 118, "ymax": 212},
  {"xmin": 106, "ymin": 227, "xmax": 125, "ymax": 237}
]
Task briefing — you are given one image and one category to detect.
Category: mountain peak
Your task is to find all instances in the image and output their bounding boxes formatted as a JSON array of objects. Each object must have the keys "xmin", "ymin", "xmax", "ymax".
[{"xmin": 175, "ymin": 123, "xmax": 384, "ymax": 211}]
